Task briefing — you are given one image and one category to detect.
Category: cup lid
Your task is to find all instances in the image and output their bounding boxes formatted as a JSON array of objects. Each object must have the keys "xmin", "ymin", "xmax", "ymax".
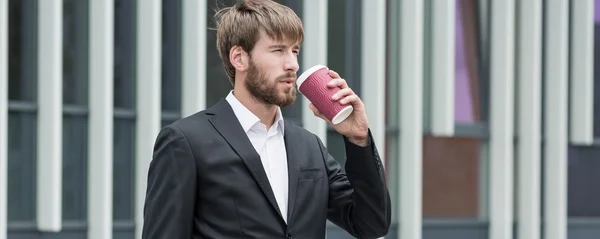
[{"xmin": 296, "ymin": 64, "xmax": 328, "ymax": 89}]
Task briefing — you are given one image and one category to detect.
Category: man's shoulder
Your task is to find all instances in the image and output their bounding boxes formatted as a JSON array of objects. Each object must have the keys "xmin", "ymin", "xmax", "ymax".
[
  {"xmin": 164, "ymin": 98, "xmax": 228, "ymax": 131},
  {"xmin": 164, "ymin": 109, "xmax": 212, "ymax": 133}
]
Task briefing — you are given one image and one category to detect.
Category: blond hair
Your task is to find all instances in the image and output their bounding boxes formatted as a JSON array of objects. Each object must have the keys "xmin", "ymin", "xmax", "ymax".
[{"xmin": 214, "ymin": 0, "xmax": 304, "ymax": 86}]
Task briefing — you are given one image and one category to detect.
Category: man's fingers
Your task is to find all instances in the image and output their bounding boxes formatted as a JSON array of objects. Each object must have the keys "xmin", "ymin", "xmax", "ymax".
[
  {"xmin": 340, "ymin": 94, "xmax": 360, "ymax": 105},
  {"xmin": 327, "ymin": 70, "xmax": 341, "ymax": 79},
  {"xmin": 332, "ymin": 88, "xmax": 354, "ymax": 101},
  {"xmin": 327, "ymin": 78, "xmax": 349, "ymax": 89}
]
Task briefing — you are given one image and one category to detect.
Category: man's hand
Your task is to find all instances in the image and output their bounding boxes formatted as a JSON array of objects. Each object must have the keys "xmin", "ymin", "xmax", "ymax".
[{"xmin": 308, "ymin": 70, "xmax": 369, "ymax": 146}]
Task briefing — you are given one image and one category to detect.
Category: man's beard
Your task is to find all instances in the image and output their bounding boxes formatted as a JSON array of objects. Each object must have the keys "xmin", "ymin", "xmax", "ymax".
[{"xmin": 245, "ymin": 60, "xmax": 297, "ymax": 107}]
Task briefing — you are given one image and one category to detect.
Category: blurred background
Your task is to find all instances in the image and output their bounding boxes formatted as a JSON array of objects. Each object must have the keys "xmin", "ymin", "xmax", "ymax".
[{"xmin": 2, "ymin": 0, "xmax": 600, "ymax": 239}]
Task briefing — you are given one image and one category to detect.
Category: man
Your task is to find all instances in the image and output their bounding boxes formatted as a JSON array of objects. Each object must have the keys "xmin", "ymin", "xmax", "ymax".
[{"xmin": 142, "ymin": 0, "xmax": 391, "ymax": 238}]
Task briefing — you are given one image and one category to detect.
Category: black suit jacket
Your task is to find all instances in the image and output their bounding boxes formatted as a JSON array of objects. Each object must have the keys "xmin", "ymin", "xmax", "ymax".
[{"xmin": 142, "ymin": 98, "xmax": 391, "ymax": 239}]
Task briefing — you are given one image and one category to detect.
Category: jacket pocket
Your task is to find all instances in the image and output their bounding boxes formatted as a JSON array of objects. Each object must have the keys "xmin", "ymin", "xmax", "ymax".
[{"xmin": 298, "ymin": 168, "xmax": 323, "ymax": 180}]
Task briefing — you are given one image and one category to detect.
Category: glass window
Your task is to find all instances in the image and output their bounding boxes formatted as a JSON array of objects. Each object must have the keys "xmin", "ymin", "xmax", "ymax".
[
  {"xmin": 114, "ymin": 0, "xmax": 136, "ymax": 109},
  {"xmin": 62, "ymin": 116, "xmax": 88, "ymax": 220},
  {"xmin": 113, "ymin": 0, "xmax": 136, "ymax": 224},
  {"xmin": 326, "ymin": 0, "xmax": 362, "ymax": 95},
  {"xmin": 63, "ymin": 0, "xmax": 89, "ymax": 106},
  {"xmin": 162, "ymin": 0, "xmax": 182, "ymax": 112},
  {"xmin": 8, "ymin": 0, "xmax": 37, "ymax": 102},
  {"xmin": 7, "ymin": 113, "xmax": 37, "ymax": 222},
  {"xmin": 61, "ymin": 0, "xmax": 89, "ymax": 222},
  {"xmin": 568, "ymin": 146, "xmax": 600, "ymax": 217},
  {"xmin": 7, "ymin": 0, "xmax": 38, "ymax": 223},
  {"xmin": 113, "ymin": 119, "xmax": 135, "ymax": 221},
  {"xmin": 325, "ymin": 0, "xmax": 362, "ymax": 164}
]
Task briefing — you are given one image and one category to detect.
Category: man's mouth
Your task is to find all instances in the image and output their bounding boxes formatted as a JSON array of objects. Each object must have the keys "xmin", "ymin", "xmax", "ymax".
[{"xmin": 279, "ymin": 78, "xmax": 295, "ymax": 85}]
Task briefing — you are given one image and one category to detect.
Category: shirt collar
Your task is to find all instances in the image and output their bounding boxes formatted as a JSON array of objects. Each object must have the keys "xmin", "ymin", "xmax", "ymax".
[{"xmin": 225, "ymin": 91, "xmax": 285, "ymax": 135}]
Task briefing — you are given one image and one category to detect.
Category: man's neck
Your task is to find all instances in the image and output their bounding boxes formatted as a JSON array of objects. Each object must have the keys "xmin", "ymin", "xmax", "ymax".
[{"xmin": 232, "ymin": 87, "xmax": 279, "ymax": 129}]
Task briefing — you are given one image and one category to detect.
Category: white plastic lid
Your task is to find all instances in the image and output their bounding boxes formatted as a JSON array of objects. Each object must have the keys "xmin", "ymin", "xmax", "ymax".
[{"xmin": 296, "ymin": 64, "xmax": 328, "ymax": 89}]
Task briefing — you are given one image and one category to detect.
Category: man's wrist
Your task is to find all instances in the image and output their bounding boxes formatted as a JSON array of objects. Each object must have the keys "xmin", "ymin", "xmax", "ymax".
[{"xmin": 347, "ymin": 135, "xmax": 369, "ymax": 147}]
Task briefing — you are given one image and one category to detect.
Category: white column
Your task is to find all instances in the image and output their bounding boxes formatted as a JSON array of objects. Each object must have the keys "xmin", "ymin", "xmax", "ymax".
[
  {"xmin": 398, "ymin": 0, "xmax": 423, "ymax": 238},
  {"xmin": 88, "ymin": 0, "xmax": 114, "ymax": 238},
  {"xmin": 361, "ymin": 0, "xmax": 386, "ymax": 163},
  {"xmin": 301, "ymin": 0, "xmax": 328, "ymax": 141},
  {"xmin": 543, "ymin": 0, "xmax": 569, "ymax": 238},
  {"xmin": 181, "ymin": 0, "xmax": 207, "ymax": 117},
  {"xmin": 362, "ymin": 2, "xmax": 386, "ymax": 238},
  {"xmin": 0, "ymin": 0, "xmax": 7, "ymax": 238},
  {"xmin": 135, "ymin": 0, "xmax": 162, "ymax": 238},
  {"xmin": 429, "ymin": 0, "xmax": 455, "ymax": 136},
  {"xmin": 37, "ymin": 0, "xmax": 63, "ymax": 232},
  {"xmin": 489, "ymin": 0, "xmax": 515, "ymax": 239},
  {"xmin": 569, "ymin": 0, "xmax": 594, "ymax": 145},
  {"xmin": 516, "ymin": 0, "xmax": 542, "ymax": 239}
]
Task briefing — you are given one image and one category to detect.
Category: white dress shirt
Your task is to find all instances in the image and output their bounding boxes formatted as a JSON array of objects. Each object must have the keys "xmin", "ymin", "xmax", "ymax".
[{"xmin": 226, "ymin": 91, "xmax": 289, "ymax": 223}]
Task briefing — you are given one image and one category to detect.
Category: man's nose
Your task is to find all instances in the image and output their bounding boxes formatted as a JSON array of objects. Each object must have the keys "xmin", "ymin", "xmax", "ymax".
[{"xmin": 284, "ymin": 55, "xmax": 299, "ymax": 72}]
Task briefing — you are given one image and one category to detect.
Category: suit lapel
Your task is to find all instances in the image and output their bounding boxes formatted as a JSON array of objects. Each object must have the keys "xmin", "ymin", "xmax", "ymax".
[
  {"xmin": 207, "ymin": 99, "xmax": 284, "ymax": 221},
  {"xmin": 284, "ymin": 121, "xmax": 301, "ymax": 222}
]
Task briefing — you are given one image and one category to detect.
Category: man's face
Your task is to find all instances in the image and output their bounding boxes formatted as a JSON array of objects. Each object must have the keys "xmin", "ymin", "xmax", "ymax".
[{"xmin": 244, "ymin": 31, "xmax": 300, "ymax": 107}]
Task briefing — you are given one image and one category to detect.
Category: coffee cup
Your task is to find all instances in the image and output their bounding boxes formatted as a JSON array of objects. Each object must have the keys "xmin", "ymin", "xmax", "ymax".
[{"xmin": 296, "ymin": 65, "xmax": 354, "ymax": 124}]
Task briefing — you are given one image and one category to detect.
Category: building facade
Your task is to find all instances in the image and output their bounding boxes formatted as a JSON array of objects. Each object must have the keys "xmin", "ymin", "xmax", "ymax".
[{"xmin": 1, "ymin": 0, "xmax": 600, "ymax": 239}]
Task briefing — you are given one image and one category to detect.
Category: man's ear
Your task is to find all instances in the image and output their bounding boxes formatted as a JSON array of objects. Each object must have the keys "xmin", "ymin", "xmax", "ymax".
[{"xmin": 229, "ymin": 46, "xmax": 249, "ymax": 72}]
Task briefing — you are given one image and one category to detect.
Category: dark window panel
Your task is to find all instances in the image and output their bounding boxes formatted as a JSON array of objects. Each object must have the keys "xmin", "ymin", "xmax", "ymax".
[
  {"xmin": 567, "ymin": 2, "xmax": 600, "ymax": 218},
  {"xmin": 161, "ymin": 0, "xmax": 182, "ymax": 112},
  {"xmin": 113, "ymin": 119, "xmax": 135, "ymax": 220},
  {"xmin": 323, "ymin": 0, "xmax": 361, "ymax": 166},
  {"xmin": 327, "ymin": 0, "xmax": 362, "ymax": 96},
  {"xmin": 568, "ymin": 145, "xmax": 600, "ymax": 217},
  {"xmin": 62, "ymin": 0, "xmax": 89, "ymax": 106},
  {"xmin": 8, "ymin": 0, "xmax": 37, "ymax": 102},
  {"xmin": 114, "ymin": 0, "xmax": 136, "ymax": 109},
  {"xmin": 62, "ymin": 115, "xmax": 88, "ymax": 221},
  {"xmin": 206, "ymin": 0, "xmax": 241, "ymax": 108},
  {"xmin": 325, "ymin": 130, "xmax": 347, "ymax": 168},
  {"xmin": 113, "ymin": 1, "xmax": 136, "ymax": 223},
  {"xmin": 7, "ymin": 112, "xmax": 37, "ymax": 222}
]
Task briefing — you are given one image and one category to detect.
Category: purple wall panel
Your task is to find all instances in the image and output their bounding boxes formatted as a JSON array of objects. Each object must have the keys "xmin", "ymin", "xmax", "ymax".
[
  {"xmin": 595, "ymin": 0, "xmax": 600, "ymax": 23},
  {"xmin": 455, "ymin": 0, "xmax": 476, "ymax": 123}
]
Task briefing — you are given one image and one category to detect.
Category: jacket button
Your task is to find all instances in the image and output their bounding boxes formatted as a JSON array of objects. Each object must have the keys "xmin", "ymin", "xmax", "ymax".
[{"xmin": 287, "ymin": 234, "xmax": 293, "ymax": 239}]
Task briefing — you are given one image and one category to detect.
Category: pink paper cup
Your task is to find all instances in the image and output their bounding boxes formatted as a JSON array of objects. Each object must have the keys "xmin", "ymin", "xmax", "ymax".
[{"xmin": 297, "ymin": 65, "xmax": 354, "ymax": 125}]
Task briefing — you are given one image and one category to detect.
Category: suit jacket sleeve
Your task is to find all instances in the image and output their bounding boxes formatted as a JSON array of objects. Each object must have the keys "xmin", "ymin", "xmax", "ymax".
[
  {"xmin": 142, "ymin": 126, "xmax": 197, "ymax": 239},
  {"xmin": 318, "ymin": 129, "xmax": 392, "ymax": 239}
]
